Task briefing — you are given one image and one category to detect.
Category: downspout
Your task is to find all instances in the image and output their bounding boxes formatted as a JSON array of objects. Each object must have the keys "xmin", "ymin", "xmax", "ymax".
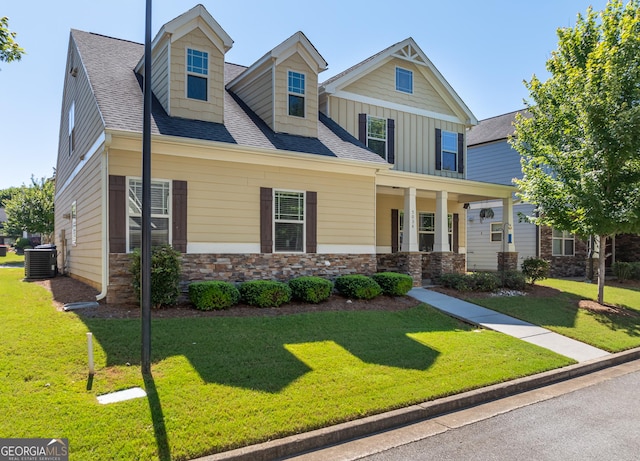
[{"xmin": 96, "ymin": 133, "xmax": 112, "ymax": 301}]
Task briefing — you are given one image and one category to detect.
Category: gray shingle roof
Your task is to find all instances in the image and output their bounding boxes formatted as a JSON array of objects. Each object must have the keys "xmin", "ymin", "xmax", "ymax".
[
  {"xmin": 466, "ymin": 110, "xmax": 529, "ymax": 147},
  {"xmin": 71, "ymin": 29, "xmax": 387, "ymax": 165}
]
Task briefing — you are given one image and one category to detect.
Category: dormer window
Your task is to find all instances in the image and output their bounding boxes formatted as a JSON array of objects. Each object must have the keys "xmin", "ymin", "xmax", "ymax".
[
  {"xmin": 187, "ymin": 48, "xmax": 208, "ymax": 101},
  {"xmin": 288, "ymin": 71, "xmax": 305, "ymax": 117},
  {"xmin": 395, "ymin": 67, "xmax": 413, "ymax": 94}
]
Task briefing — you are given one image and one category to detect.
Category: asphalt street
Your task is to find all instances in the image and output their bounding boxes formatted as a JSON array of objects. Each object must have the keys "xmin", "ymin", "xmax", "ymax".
[{"xmin": 288, "ymin": 360, "xmax": 640, "ymax": 461}]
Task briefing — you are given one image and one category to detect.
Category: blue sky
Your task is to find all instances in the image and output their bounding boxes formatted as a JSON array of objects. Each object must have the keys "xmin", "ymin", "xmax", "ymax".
[{"xmin": 0, "ymin": 0, "xmax": 609, "ymax": 190}]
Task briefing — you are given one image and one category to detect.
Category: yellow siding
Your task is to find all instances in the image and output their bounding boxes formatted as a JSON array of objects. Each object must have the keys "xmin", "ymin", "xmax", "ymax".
[
  {"xmin": 56, "ymin": 37, "xmax": 105, "ymax": 189},
  {"xmin": 55, "ymin": 151, "xmax": 104, "ymax": 289},
  {"xmin": 229, "ymin": 62, "xmax": 274, "ymax": 128},
  {"xmin": 170, "ymin": 28, "xmax": 225, "ymax": 123},
  {"xmin": 108, "ymin": 148, "xmax": 376, "ymax": 247},
  {"xmin": 376, "ymin": 193, "xmax": 466, "ymax": 249},
  {"xmin": 328, "ymin": 96, "xmax": 467, "ymax": 177},
  {"xmin": 343, "ymin": 59, "xmax": 456, "ymax": 116},
  {"xmin": 151, "ymin": 38, "xmax": 170, "ymax": 113},
  {"xmin": 274, "ymin": 52, "xmax": 318, "ymax": 137}
]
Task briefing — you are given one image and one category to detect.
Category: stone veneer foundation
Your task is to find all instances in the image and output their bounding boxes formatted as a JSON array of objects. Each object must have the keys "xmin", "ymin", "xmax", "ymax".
[{"xmin": 107, "ymin": 253, "xmax": 377, "ymax": 305}]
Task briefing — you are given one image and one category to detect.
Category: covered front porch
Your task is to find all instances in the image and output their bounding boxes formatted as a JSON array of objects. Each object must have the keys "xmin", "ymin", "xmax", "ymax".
[{"xmin": 375, "ymin": 170, "xmax": 518, "ymax": 286}]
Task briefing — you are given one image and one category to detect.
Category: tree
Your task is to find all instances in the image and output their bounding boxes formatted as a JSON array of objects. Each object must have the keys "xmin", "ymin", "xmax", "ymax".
[
  {"xmin": 0, "ymin": 17, "xmax": 24, "ymax": 64},
  {"xmin": 511, "ymin": 0, "xmax": 640, "ymax": 304},
  {"xmin": 4, "ymin": 177, "xmax": 55, "ymax": 241},
  {"xmin": 0, "ymin": 186, "xmax": 21, "ymax": 207}
]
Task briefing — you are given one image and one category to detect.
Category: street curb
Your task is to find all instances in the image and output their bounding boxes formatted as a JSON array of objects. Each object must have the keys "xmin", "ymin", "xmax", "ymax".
[{"xmin": 194, "ymin": 347, "xmax": 640, "ymax": 461}]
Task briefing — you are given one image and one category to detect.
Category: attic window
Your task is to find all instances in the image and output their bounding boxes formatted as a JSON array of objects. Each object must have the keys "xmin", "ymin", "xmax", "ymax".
[
  {"xmin": 288, "ymin": 71, "xmax": 305, "ymax": 117},
  {"xmin": 187, "ymin": 48, "xmax": 208, "ymax": 101},
  {"xmin": 396, "ymin": 67, "xmax": 413, "ymax": 94}
]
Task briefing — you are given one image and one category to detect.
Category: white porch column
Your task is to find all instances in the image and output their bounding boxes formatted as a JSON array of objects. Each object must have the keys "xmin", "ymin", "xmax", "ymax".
[
  {"xmin": 434, "ymin": 191, "xmax": 450, "ymax": 252},
  {"xmin": 502, "ymin": 196, "xmax": 516, "ymax": 252},
  {"xmin": 401, "ymin": 187, "xmax": 419, "ymax": 252}
]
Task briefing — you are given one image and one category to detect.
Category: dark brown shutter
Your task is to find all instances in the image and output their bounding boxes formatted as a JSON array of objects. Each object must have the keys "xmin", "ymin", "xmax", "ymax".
[
  {"xmin": 453, "ymin": 213, "xmax": 459, "ymax": 253},
  {"xmin": 358, "ymin": 113, "xmax": 367, "ymax": 145},
  {"xmin": 387, "ymin": 119, "xmax": 395, "ymax": 164},
  {"xmin": 109, "ymin": 175, "xmax": 126, "ymax": 253},
  {"xmin": 260, "ymin": 187, "xmax": 273, "ymax": 253},
  {"xmin": 435, "ymin": 128, "xmax": 442, "ymax": 170},
  {"xmin": 457, "ymin": 133, "xmax": 464, "ymax": 174},
  {"xmin": 306, "ymin": 191, "xmax": 317, "ymax": 253},
  {"xmin": 391, "ymin": 209, "xmax": 399, "ymax": 253},
  {"xmin": 172, "ymin": 180, "xmax": 187, "ymax": 253}
]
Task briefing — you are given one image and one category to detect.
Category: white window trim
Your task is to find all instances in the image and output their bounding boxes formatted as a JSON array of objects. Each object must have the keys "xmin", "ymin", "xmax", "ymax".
[
  {"xmin": 552, "ymin": 229, "xmax": 575, "ymax": 256},
  {"xmin": 273, "ymin": 189, "xmax": 306, "ymax": 253},
  {"xmin": 490, "ymin": 222, "xmax": 503, "ymax": 243},
  {"xmin": 399, "ymin": 211, "xmax": 453, "ymax": 252},
  {"xmin": 367, "ymin": 115, "xmax": 387, "ymax": 160},
  {"xmin": 287, "ymin": 69, "xmax": 306, "ymax": 118},
  {"xmin": 395, "ymin": 66, "xmax": 413, "ymax": 94},
  {"xmin": 185, "ymin": 47, "xmax": 209, "ymax": 101},
  {"xmin": 126, "ymin": 177, "xmax": 172, "ymax": 253},
  {"xmin": 441, "ymin": 130, "xmax": 458, "ymax": 172},
  {"xmin": 68, "ymin": 101, "xmax": 75, "ymax": 157}
]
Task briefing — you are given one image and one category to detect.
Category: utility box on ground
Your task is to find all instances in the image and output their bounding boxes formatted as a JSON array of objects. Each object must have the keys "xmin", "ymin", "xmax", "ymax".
[{"xmin": 25, "ymin": 246, "xmax": 58, "ymax": 279}]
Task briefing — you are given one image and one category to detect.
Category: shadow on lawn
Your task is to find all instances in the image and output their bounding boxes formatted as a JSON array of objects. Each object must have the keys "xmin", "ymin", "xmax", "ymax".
[{"xmin": 81, "ymin": 309, "xmax": 440, "ymax": 393}]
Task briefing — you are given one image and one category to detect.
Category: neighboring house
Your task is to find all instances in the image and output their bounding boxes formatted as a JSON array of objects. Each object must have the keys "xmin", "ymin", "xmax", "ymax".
[
  {"xmin": 467, "ymin": 110, "xmax": 640, "ymax": 277},
  {"xmin": 54, "ymin": 5, "xmax": 516, "ymax": 303}
]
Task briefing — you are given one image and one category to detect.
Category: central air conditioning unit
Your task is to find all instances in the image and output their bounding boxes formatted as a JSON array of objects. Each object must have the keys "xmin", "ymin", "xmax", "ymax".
[{"xmin": 25, "ymin": 247, "xmax": 58, "ymax": 280}]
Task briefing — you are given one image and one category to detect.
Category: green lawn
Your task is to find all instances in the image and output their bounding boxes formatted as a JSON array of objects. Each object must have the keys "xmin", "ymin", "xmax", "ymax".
[
  {"xmin": 471, "ymin": 278, "xmax": 640, "ymax": 352},
  {"xmin": 0, "ymin": 268, "xmax": 573, "ymax": 461},
  {"xmin": 0, "ymin": 250, "xmax": 24, "ymax": 266}
]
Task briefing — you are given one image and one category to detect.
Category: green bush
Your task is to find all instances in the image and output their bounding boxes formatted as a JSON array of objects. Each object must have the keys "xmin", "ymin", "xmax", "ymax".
[
  {"xmin": 613, "ymin": 262, "xmax": 633, "ymax": 282},
  {"xmin": 469, "ymin": 271, "xmax": 500, "ymax": 292},
  {"xmin": 288, "ymin": 276, "xmax": 333, "ymax": 304},
  {"xmin": 631, "ymin": 262, "xmax": 640, "ymax": 280},
  {"xmin": 521, "ymin": 257, "xmax": 550, "ymax": 285},
  {"xmin": 239, "ymin": 280, "xmax": 292, "ymax": 308},
  {"xmin": 130, "ymin": 245, "xmax": 182, "ymax": 308},
  {"xmin": 188, "ymin": 281, "xmax": 240, "ymax": 310},
  {"xmin": 371, "ymin": 272, "xmax": 413, "ymax": 296},
  {"xmin": 334, "ymin": 275, "xmax": 382, "ymax": 300},
  {"xmin": 500, "ymin": 270, "xmax": 526, "ymax": 291},
  {"xmin": 438, "ymin": 273, "xmax": 472, "ymax": 291}
]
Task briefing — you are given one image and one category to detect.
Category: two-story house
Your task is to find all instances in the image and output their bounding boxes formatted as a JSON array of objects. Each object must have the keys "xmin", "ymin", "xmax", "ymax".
[{"xmin": 54, "ymin": 4, "xmax": 517, "ymax": 303}]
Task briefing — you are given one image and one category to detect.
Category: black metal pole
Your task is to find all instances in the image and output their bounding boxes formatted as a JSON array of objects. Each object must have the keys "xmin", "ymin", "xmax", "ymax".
[{"xmin": 141, "ymin": 0, "xmax": 152, "ymax": 376}]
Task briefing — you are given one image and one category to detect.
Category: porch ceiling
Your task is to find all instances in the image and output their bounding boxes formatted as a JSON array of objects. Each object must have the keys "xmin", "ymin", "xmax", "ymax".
[{"xmin": 376, "ymin": 170, "xmax": 516, "ymax": 203}]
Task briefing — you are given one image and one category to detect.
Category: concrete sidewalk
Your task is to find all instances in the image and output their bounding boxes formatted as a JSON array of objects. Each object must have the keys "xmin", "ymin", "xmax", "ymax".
[{"xmin": 409, "ymin": 288, "xmax": 610, "ymax": 362}]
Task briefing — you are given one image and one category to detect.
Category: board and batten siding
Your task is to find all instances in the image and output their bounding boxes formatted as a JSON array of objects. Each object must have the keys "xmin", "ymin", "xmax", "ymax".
[
  {"xmin": 107, "ymin": 148, "xmax": 376, "ymax": 249},
  {"xmin": 151, "ymin": 37, "xmax": 170, "ymax": 114},
  {"xmin": 376, "ymin": 193, "xmax": 466, "ymax": 251},
  {"xmin": 55, "ymin": 151, "xmax": 104, "ymax": 289},
  {"xmin": 274, "ymin": 52, "xmax": 318, "ymax": 137},
  {"xmin": 169, "ymin": 28, "xmax": 225, "ymax": 124},
  {"xmin": 466, "ymin": 203, "xmax": 537, "ymax": 271},
  {"xmin": 328, "ymin": 96, "xmax": 466, "ymax": 177},
  {"xmin": 56, "ymin": 36, "xmax": 105, "ymax": 189},
  {"xmin": 343, "ymin": 59, "xmax": 456, "ymax": 117}
]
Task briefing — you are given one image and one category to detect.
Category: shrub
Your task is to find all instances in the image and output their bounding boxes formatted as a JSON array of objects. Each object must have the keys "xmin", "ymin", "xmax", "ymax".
[
  {"xmin": 521, "ymin": 257, "xmax": 550, "ymax": 285},
  {"xmin": 288, "ymin": 276, "xmax": 333, "ymax": 303},
  {"xmin": 438, "ymin": 273, "xmax": 472, "ymax": 291},
  {"xmin": 500, "ymin": 270, "xmax": 526, "ymax": 291},
  {"xmin": 130, "ymin": 245, "xmax": 182, "ymax": 308},
  {"xmin": 370, "ymin": 272, "xmax": 414, "ymax": 296},
  {"xmin": 613, "ymin": 262, "xmax": 633, "ymax": 282},
  {"xmin": 631, "ymin": 262, "xmax": 640, "ymax": 280},
  {"xmin": 239, "ymin": 280, "xmax": 292, "ymax": 308},
  {"xmin": 469, "ymin": 271, "xmax": 500, "ymax": 292},
  {"xmin": 334, "ymin": 275, "xmax": 382, "ymax": 300},
  {"xmin": 188, "ymin": 281, "xmax": 240, "ymax": 310}
]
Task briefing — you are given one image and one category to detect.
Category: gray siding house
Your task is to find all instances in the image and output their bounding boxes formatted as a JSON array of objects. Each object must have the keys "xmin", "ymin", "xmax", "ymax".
[{"xmin": 466, "ymin": 111, "xmax": 537, "ymax": 271}]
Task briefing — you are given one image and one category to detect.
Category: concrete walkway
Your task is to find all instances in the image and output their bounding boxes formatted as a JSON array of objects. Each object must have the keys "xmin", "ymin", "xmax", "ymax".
[{"xmin": 409, "ymin": 288, "xmax": 610, "ymax": 363}]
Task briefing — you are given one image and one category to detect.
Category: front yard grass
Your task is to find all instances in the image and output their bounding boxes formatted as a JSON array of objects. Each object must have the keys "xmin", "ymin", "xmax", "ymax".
[
  {"xmin": 471, "ymin": 278, "xmax": 640, "ymax": 353},
  {"xmin": 0, "ymin": 250, "xmax": 24, "ymax": 266},
  {"xmin": 0, "ymin": 268, "xmax": 573, "ymax": 461}
]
